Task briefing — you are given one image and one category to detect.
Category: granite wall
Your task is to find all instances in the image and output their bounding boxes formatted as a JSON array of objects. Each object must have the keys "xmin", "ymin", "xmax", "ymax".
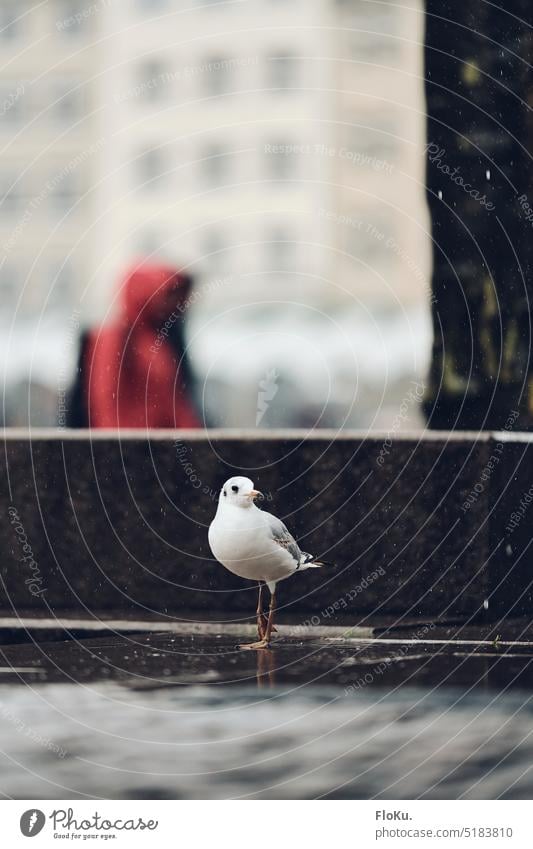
[{"xmin": 0, "ymin": 429, "xmax": 528, "ymax": 622}]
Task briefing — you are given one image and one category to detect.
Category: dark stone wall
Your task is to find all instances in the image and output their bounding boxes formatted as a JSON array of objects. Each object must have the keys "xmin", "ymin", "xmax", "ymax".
[{"xmin": 2, "ymin": 430, "xmax": 520, "ymax": 622}]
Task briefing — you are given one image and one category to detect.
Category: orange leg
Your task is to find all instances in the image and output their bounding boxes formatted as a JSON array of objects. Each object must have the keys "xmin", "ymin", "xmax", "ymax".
[
  {"xmin": 264, "ymin": 588, "xmax": 276, "ymax": 643},
  {"xmin": 240, "ymin": 587, "xmax": 277, "ymax": 651},
  {"xmin": 255, "ymin": 583, "xmax": 265, "ymax": 640}
]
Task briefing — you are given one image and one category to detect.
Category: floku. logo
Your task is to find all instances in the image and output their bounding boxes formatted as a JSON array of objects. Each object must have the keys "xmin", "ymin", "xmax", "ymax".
[{"xmin": 20, "ymin": 809, "xmax": 45, "ymax": 837}]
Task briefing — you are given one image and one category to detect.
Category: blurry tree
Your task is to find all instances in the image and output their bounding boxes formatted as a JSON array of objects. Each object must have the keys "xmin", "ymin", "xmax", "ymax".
[{"xmin": 424, "ymin": 2, "xmax": 533, "ymax": 429}]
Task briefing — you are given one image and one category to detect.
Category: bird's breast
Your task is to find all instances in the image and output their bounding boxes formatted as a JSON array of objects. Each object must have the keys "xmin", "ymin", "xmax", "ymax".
[
  {"xmin": 209, "ymin": 520, "xmax": 259, "ymax": 562},
  {"xmin": 209, "ymin": 510, "xmax": 296, "ymax": 583}
]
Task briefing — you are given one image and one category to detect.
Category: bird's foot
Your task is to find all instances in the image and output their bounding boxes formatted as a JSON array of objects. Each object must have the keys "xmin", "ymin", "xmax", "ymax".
[{"xmin": 238, "ymin": 639, "xmax": 271, "ymax": 651}]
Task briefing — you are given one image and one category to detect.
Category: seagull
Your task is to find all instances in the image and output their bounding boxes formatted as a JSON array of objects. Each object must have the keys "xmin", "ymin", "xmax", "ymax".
[{"xmin": 208, "ymin": 476, "xmax": 327, "ymax": 650}]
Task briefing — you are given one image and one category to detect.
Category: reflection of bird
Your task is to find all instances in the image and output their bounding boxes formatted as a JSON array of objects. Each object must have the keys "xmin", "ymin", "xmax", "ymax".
[
  {"xmin": 208, "ymin": 476, "xmax": 327, "ymax": 650},
  {"xmin": 256, "ymin": 648, "xmax": 276, "ymax": 688}
]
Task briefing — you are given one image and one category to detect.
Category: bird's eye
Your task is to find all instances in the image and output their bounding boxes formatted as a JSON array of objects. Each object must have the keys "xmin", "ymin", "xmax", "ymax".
[{"xmin": 231, "ymin": 485, "xmax": 238, "ymax": 493}]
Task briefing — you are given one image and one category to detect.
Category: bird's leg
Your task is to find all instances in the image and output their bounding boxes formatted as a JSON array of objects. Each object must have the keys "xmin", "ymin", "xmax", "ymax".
[
  {"xmin": 264, "ymin": 588, "xmax": 277, "ymax": 643},
  {"xmin": 256, "ymin": 583, "xmax": 265, "ymax": 640},
  {"xmin": 239, "ymin": 587, "xmax": 277, "ymax": 650},
  {"xmin": 261, "ymin": 613, "xmax": 277, "ymax": 634}
]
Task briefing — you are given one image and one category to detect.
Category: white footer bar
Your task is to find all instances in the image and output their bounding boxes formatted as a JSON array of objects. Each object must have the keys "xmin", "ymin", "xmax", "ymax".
[{"xmin": 1, "ymin": 800, "xmax": 531, "ymax": 848}]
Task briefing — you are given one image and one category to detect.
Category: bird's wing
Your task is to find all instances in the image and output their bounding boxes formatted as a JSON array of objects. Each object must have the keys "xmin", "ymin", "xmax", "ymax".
[{"xmin": 263, "ymin": 511, "xmax": 304, "ymax": 568}]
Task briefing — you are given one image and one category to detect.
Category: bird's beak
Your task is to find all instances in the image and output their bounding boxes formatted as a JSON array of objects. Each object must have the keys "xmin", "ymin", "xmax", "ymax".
[{"xmin": 249, "ymin": 489, "xmax": 264, "ymax": 500}]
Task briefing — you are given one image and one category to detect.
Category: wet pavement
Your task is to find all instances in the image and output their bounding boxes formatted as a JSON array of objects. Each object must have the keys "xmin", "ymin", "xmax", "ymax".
[
  {"xmin": 1, "ymin": 617, "xmax": 533, "ymax": 690},
  {"xmin": 1, "ymin": 617, "xmax": 533, "ymax": 799}
]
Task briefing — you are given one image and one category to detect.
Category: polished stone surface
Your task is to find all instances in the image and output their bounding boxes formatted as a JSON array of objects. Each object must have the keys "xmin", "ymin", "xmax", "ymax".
[
  {"xmin": 1, "ymin": 617, "xmax": 533, "ymax": 690},
  {"xmin": 1, "ymin": 618, "xmax": 533, "ymax": 799}
]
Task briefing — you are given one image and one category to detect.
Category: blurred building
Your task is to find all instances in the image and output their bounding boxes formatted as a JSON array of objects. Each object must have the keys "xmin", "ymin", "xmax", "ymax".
[
  {"xmin": 0, "ymin": 0, "xmax": 430, "ymax": 429},
  {"xmin": 95, "ymin": 0, "xmax": 429, "ymax": 314},
  {"xmin": 0, "ymin": 0, "xmax": 100, "ymax": 322}
]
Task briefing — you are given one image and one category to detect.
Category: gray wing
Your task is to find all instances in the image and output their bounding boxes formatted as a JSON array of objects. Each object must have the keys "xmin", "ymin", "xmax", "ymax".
[{"xmin": 263, "ymin": 511, "xmax": 310, "ymax": 569}]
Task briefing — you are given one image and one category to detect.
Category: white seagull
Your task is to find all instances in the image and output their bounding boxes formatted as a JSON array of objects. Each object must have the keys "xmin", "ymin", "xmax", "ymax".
[{"xmin": 208, "ymin": 476, "xmax": 327, "ymax": 649}]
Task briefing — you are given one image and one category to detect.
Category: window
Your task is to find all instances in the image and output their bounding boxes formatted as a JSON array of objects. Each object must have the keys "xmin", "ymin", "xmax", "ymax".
[
  {"xmin": 202, "ymin": 144, "xmax": 231, "ymax": 186},
  {"xmin": 50, "ymin": 169, "xmax": 80, "ymax": 214},
  {"xmin": 348, "ymin": 4, "xmax": 401, "ymax": 61},
  {"xmin": 203, "ymin": 229, "xmax": 227, "ymax": 269},
  {"xmin": 204, "ymin": 56, "xmax": 233, "ymax": 96},
  {"xmin": 190, "ymin": 0, "xmax": 226, "ymax": 6},
  {"xmin": 135, "ymin": 148, "xmax": 167, "ymax": 190},
  {"xmin": 0, "ymin": 262, "xmax": 19, "ymax": 310},
  {"xmin": 0, "ymin": 175, "xmax": 23, "ymax": 213},
  {"xmin": 267, "ymin": 53, "xmax": 298, "ymax": 91},
  {"xmin": 48, "ymin": 260, "xmax": 74, "ymax": 311},
  {"xmin": 345, "ymin": 212, "xmax": 396, "ymax": 265},
  {"xmin": 265, "ymin": 142, "xmax": 294, "ymax": 181},
  {"xmin": 51, "ymin": 78, "xmax": 86, "ymax": 123},
  {"xmin": 56, "ymin": 2, "xmax": 90, "ymax": 37},
  {"xmin": 137, "ymin": 0, "xmax": 168, "ymax": 9},
  {"xmin": 0, "ymin": 82, "xmax": 25, "ymax": 124},
  {"xmin": 347, "ymin": 118, "xmax": 399, "ymax": 161},
  {"xmin": 266, "ymin": 230, "xmax": 294, "ymax": 271},
  {"xmin": 137, "ymin": 228, "xmax": 164, "ymax": 255},
  {"xmin": 136, "ymin": 59, "xmax": 169, "ymax": 103},
  {"xmin": 0, "ymin": 3, "xmax": 21, "ymax": 40}
]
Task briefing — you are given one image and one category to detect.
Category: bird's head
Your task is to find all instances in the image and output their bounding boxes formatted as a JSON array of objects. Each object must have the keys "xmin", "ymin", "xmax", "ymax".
[{"xmin": 218, "ymin": 476, "xmax": 263, "ymax": 509}]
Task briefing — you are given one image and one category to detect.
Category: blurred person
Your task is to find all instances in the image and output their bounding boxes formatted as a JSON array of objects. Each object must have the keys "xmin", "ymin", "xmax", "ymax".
[{"xmin": 67, "ymin": 261, "xmax": 201, "ymax": 429}]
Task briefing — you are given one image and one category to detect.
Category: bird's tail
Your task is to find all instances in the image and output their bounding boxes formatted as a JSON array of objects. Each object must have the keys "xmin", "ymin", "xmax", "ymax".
[{"xmin": 298, "ymin": 552, "xmax": 333, "ymax": 570}]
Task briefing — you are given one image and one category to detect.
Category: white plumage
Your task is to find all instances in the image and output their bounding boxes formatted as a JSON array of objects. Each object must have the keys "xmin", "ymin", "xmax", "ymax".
[{"xmin": 208, "ymin": 475, "xmax": 325, "ymax": 649}]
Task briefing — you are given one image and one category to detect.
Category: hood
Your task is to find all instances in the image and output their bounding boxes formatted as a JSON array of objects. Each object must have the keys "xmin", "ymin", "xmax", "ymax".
[{"xmin": 121, "ymin": 261, "xmax": 193, "ymax": 327}]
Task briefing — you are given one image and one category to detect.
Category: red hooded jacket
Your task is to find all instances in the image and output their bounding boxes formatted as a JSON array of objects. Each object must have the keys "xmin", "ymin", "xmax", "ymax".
[{"xmin": 85, "ymin": 263, "xmax": 200, "ymax": 429}]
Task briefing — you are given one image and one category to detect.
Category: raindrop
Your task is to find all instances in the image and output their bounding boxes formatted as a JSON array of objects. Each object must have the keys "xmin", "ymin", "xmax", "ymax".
[
  {"xmin": 483, "ymin": 599, "xmax": 489, "ymax": 610},
  {"xmin": 438, "ymin": 190, "xmax": 443, "ymax": 200},
  {"xmin": 486, "ymin": 169, "xmax": 491, "ymax": 180}
]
